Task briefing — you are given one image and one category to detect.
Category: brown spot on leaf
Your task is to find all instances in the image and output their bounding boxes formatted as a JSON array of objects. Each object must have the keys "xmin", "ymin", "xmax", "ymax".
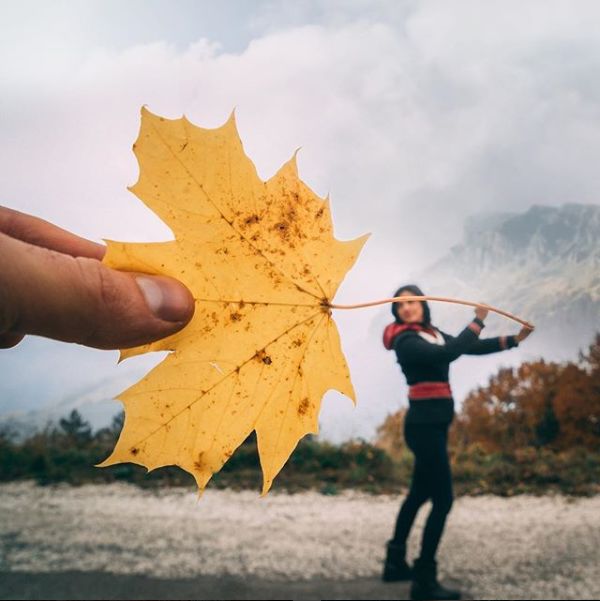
[
  {"xmin": 244, "ymin": 214, "xmax": 260, "ymax": 225},
  {"xmin": 193, "ymin": 452, "xmax": 205, "ymax": 471},
  {"xmin": 285, "ymin": 206, "xmax": 297, "ymax": 221},
  {"xmin": 272, "ymin": 221, "xmax": 292, "ymax": 244},
  {"xmin": 254, "ymin": 349, "xmax": 272, "ymax": 365},
  {"xmin": 297, "ymin": 397, "xmax": 310, "ymax": 416}
]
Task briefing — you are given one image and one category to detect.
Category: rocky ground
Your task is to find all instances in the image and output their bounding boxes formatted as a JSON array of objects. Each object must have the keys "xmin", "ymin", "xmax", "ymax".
[{"xmin": 0, "ymin": 481, "xmax": 598, "ymax": 600}]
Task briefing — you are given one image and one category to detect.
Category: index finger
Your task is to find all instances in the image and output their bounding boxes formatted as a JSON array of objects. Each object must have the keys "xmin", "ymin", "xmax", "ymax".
[{"xmin": 0, "ymin": 205, "xmax": 105, "ymax": 260}]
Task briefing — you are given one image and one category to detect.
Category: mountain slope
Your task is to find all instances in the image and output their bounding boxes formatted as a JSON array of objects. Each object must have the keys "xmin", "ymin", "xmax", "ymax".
[{"xmin": 411, "ymin": 202, "xmax": 600, "ymax": 362}]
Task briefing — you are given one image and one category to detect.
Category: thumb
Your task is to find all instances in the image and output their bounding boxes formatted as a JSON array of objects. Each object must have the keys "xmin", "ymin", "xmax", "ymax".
[{"xmin": 0, "ymin": 232, "xmax": 195, "ymax": 350}]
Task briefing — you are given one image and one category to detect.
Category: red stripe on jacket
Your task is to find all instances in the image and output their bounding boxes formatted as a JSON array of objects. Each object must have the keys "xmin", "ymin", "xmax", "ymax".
[{"xmin": 408, "ymin": 381, "xmax": 452, "ymax": 399}]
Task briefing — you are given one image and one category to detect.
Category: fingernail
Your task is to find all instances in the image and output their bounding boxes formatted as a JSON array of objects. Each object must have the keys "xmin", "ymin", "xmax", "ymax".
[{"xmin": 135, "ymin": 276, "xmax": 193, "ymax": 322}]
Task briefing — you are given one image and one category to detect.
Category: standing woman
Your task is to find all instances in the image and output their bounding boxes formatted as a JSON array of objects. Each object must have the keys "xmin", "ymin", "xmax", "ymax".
[{"xmin": 380, "ymin": 284, "xmax": 533, "ymax": 601}]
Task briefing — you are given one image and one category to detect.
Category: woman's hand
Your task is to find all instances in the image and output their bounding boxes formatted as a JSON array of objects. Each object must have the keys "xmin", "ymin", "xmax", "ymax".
[
  {"xmin": 516, "ymin": 324, "xmax": 535, "ymax": 343},
  {"xmin": 474, "ymin": 302, "xmax": 489, "ymax": 322}
]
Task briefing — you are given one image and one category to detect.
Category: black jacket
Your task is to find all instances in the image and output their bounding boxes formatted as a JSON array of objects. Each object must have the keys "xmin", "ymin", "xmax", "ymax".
[{"xmin": 392, "ymin": 317, "xmax": 519, "ymax": 424}]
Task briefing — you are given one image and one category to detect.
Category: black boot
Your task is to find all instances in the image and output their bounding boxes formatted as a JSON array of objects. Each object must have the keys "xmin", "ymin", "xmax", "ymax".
[
  {"xmin": 410, "ymin": 556, "xmax": 461, "ymax": 600},
  {"xmin": 382, "ymin": 539, "xmax": 413, "ymax": 582}
]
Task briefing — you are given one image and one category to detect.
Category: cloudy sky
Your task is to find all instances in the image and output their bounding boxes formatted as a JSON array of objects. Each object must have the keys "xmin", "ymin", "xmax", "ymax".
[{"xmin": 2, "ymin": 0, "xmax": 600, "ymax": 442}]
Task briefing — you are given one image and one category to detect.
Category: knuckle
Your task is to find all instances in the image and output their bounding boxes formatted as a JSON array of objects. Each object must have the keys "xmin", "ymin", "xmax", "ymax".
[
  {"xmin": 73, "ymin": 257, "xmax": 122, "ymax": 346},
  {"xmin": 76, "ymin": 257, "xmax": 120, "ymax": 309}
]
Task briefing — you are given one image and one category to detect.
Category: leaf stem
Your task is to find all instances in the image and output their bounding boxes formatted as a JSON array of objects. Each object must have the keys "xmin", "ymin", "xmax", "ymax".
[{"xmin": 327, "ymin": 295, "xmax": 535, "ymax": 329}]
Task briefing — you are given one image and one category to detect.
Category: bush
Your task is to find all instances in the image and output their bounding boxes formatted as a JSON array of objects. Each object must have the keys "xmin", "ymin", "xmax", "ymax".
[{"xmin": 1, "ymin": 409, "xmax": 599, "ymax": 496}]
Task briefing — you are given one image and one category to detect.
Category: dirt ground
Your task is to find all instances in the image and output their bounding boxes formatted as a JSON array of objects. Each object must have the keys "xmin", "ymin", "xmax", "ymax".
[{"xmin": 0, "ymin": 481, "xmax": 598, "ymax": 600}]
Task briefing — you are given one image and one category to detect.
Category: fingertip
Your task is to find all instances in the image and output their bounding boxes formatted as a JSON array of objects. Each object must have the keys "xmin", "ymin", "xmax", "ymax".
[{"xmin": 135, "ymin": 275, "xmax": 195, "ymax": 324}]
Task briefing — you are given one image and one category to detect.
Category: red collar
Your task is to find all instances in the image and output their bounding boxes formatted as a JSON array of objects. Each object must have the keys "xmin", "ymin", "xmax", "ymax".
[{"xmin": 383, "ymin": 321, "xmax": 437, "ymax": 350}]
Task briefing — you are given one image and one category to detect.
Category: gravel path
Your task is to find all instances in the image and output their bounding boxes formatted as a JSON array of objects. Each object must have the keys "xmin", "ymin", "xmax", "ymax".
[{"xmin": 0, "ymin": 481, "xmax": 598, "ymax": 600}]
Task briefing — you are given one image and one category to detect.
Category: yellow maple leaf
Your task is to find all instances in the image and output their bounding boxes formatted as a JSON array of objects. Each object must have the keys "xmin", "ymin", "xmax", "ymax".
[{"xmin": 95, "ymin": 106, "xmax": 370, "ymax": 496}]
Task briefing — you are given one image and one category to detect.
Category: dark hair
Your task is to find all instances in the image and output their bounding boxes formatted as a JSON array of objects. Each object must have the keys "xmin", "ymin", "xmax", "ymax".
[{"xmin": 391, "ymin": 283, "xmax": 431, "ymax": 326}]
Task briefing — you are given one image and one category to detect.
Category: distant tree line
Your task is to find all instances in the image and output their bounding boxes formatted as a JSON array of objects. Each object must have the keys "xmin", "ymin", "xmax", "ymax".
[
  {"xmin": 0, "ymin": 408, "xmax": 397, "ymax": 494},
  {"xmin": 1, "ymin": 335, "xmax": 599, "ymax": 496}
]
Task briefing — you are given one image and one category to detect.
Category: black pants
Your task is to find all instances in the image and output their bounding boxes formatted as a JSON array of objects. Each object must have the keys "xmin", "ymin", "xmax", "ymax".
[{"xmin": 391, "ymin": 420, "xmax": 454, "ymax": 561}]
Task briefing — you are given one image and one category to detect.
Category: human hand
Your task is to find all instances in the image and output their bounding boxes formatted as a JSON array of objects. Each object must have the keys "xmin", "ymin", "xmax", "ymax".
[
  {"xmin": 515, "ymin": 324, "xmax": 534, "ymax": 343},
  {"xmin": 0, "ymin": 206, "xmax": 195, "ymax": 350},
  {"xmin": 474, "ymin": 302, "xmax": 489, "ymax": 322}
]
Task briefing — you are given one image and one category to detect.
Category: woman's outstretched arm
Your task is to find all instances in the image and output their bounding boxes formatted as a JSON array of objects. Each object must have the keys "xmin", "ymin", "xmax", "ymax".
[
  {"xmin": 438, "ymin": 329, "xmax": 519, "ymax": 355},
  {"xmin": 394, "ymin": 317, "xmax": 485, "ymax": 363}
]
